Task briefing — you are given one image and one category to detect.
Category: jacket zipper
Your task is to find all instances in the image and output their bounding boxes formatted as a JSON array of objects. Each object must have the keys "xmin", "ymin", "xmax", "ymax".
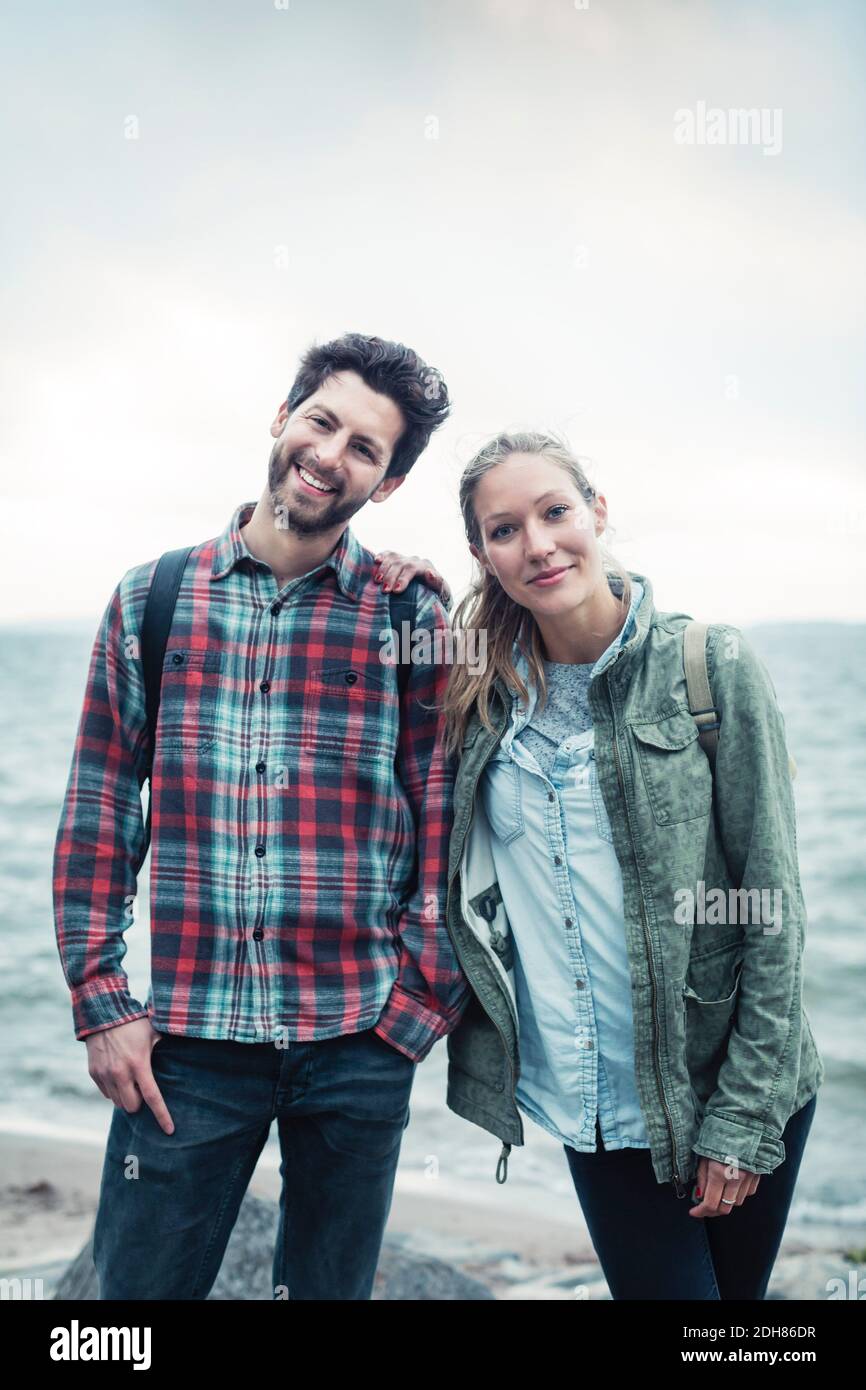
[
  {"xmin": 448, "ymin": 726, "xmax": 523, "ymax": 1182},
  {"xmin": 606, "ymin": 676, "xmax": 688, "ymax": 1199}
]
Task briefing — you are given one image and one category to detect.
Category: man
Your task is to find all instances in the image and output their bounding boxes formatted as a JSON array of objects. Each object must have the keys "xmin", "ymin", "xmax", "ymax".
[{"xmin": 53, "ymin": 332, "xmax": 469, "ymax": 1300}]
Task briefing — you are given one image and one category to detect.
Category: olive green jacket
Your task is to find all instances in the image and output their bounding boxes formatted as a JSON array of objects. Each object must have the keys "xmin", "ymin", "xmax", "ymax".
[{"xmin": 444, "ymin": 572, "xmax": 824, "ymax": 1194}]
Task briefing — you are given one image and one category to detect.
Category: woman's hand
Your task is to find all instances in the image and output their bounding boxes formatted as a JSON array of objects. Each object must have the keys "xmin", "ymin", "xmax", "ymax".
[
  {"xmin": 688, "ymin": 1155, "xmax": 761, "ymax": 1217},
  {"xmin": 372, "ymin": 550, "xmax": 451, "ymax": 607}
]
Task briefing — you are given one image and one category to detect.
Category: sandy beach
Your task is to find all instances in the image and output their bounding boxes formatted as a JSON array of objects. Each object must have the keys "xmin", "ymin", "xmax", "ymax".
[{"xmin": 1, "ymin": 1126, "xmax": 860, "ymax": 1301}]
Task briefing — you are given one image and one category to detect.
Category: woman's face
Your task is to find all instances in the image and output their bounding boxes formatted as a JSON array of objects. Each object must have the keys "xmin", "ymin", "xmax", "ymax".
[{"xmin": 469, "ymin": 453, "xmax": 608, "ymax": 618}]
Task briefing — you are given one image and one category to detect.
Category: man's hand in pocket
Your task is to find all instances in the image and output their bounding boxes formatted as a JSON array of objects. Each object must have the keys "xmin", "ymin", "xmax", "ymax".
[{"xmin": 85, "ymin": 1017, "xmax": 175, "ymax": 1134}]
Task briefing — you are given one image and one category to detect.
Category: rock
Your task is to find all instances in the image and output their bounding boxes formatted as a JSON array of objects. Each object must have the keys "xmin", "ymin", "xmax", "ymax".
[
  {"xmin": 52, "ymin": 1192, "xmax": 494, "ymax": 1300},
  {"xmin": 372, "ymin": 1245, "xmax": 494, "ymax": 1300},
  {"xmin": 766, "ymin": 1253, "xmax": 866, "ymax": 1302},
  {"xmin": 52, "ymin": 1237, "xmax": 99, "ymax": 1300},
  {"xmin": 497, "ymin": 1265, "xmax": 610, "ymax": 1301}
]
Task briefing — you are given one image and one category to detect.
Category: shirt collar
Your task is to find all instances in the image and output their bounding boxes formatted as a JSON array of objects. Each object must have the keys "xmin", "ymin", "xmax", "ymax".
[{"xmin": 210, "ymin": 501, "xmax": 367, "ymax": 603}]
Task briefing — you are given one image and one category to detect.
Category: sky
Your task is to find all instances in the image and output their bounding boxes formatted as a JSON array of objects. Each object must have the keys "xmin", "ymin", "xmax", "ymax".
[{"xmin": 2, "ymin": 0, "xmax": 864, "ymax": 627}]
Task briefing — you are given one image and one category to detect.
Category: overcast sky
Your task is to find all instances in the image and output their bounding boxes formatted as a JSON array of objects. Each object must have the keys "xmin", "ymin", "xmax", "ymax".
[{"xmin": 2, "ymin": 0, "xmax": 864, "ymax": 627}]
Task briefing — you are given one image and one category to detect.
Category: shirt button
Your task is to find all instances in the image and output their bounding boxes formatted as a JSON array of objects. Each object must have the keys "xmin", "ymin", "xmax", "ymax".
[
  {"xmin": 252, "ymin": 927, "xmax": 264, "ymax": 940},
  {"xmin": 260, "ymin": 680, "xmax": 271, "ymax": 693},
  {"xmin": 554, "ymin": 855, "xmax": 562, "ymax": 866},
  {"xmin": 254, "ymin": 844, "xmax": 266, "ymax": 857},
  {"xmin": 172, "ymin": 652, "xmax": 184, "ymax": 665},
  {"xmin": 584, "ymin": 1040, "xmax": 594, "ymax": 1049},
  {"xmin": 564, "ymin": 917, "xmax": 573, "ymax": 928},
  {"xmin": 270, "ymin": 601, "xmax": 281, "ymax": 616},
  {"xmin": 548, "ymin": 791, "xmax": 555, "ymax": 803},
  {"xmin": 345, "ymin": 671, "xmax": 358, "ymax": 685},
  {"xmin": 575, "ymin": 978, "xmax": 585, "ymax": 989},
  {"xmin": 255, "ymin": 761, "xmax": 266, "ymax": 774}
]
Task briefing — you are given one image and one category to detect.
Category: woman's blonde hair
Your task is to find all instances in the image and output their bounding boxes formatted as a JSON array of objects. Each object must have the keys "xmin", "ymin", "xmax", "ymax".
[{"xmin": 442, "ymin": 431, "xmax": 632, "ymax": 759}]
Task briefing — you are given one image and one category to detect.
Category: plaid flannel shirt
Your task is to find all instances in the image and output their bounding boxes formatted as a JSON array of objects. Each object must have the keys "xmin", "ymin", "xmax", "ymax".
[{"xmin": 53, "ymin": 501, "xmax": 471, "ymax": 1062}]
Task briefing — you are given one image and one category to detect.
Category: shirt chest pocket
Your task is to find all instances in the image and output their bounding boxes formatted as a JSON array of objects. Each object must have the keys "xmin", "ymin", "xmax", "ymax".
[
  {"xmin": 481, "ymin": 748, "xmax": 525, "ymax": 844},
  {"xmin": 157, "ymin": 648, "xmax": 224, "ymax": 754},
  {"xmin": 301, "ymin": 665, "xmax": 394, "ymax": 764},
  {"xmin": 628, "ymin": 708, "xmax": 712, "ymax": 826}
]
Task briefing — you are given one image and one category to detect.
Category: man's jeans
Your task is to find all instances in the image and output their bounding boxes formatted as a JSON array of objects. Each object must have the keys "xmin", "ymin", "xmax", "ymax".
[
  {"xmin": 563, "ymin": 1093, "xmax": 817, "ymax": 1300},
  {"xmin": 92, "ymin": 1026, "xmax": 416, "ymax": 1300}
]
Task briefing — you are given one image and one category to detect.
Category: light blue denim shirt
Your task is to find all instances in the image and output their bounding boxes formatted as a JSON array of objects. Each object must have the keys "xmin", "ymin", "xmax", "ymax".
[{"xmin": 479, "ymin": 574, "xmax": 650, "ymax": 1152}]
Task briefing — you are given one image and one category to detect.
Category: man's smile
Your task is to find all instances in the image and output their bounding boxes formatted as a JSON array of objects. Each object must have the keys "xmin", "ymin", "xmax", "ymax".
[{"xmin": 293, "ymin": 460, "xmax": 338, "ymax": 495}]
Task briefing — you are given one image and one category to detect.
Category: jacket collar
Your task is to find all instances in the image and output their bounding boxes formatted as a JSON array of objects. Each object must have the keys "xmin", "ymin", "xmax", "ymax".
[{"xmin": 210, "ymin": 500, "xmax": 368, "ymax": 602}]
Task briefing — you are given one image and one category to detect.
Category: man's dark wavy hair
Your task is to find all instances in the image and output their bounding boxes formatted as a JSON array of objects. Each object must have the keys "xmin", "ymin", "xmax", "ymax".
[{"xmin": 285, "ymin": 332, "xmax": 450, "ymax": 480}]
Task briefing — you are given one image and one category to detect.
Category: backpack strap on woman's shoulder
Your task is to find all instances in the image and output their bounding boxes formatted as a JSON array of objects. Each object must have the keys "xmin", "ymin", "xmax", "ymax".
[
  {"xmin": 683, "ymin": 620, "xmax": 720, "ymax": 771},
  {"xmin": 682, "ymin": 619, "xmax": 798, "ymax": 780}
]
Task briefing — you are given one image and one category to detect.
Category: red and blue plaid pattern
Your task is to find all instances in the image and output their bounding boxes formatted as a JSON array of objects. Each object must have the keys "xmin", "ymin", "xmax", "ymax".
[{"xmin": 53, "ymin": 502, "xmax": 471, "ymax": 1061}]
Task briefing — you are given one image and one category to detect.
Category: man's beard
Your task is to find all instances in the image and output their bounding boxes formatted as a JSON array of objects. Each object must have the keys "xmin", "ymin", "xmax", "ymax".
[{"xmin": 267, "ymin": 442, "xmax": 367, "ymax": 537}]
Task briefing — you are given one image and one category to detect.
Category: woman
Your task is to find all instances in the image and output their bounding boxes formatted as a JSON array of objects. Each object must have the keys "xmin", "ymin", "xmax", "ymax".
[{"xmin": 373, "ymin": 430, "xmax": 823, "ymax": 1301}]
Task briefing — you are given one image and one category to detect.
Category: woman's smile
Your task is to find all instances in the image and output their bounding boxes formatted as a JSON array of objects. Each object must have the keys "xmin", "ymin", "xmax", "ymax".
[{"xmin": 527, "ymin": 564, "xmax": 574, "ymax": 588}]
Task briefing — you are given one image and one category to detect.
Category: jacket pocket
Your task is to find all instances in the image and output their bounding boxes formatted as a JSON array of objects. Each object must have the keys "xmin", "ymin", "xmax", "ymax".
[
  {"xmin": 157, "ymin": 647, "xmax": 223, "ymax": 753},
  {"xmin": 683, "ymin": 956, "xmax": 743, "ymax": 1105},
  {"xmin": 301, "ymin": 664, "xmax": 393, "ymax": 763},
  {"xmin": 480, "ymin": 748, "xmax": 525, "ymax": 844},
  {"xmin": 629, "ymin": 708, "xmax": 712, "ymax": 825}
]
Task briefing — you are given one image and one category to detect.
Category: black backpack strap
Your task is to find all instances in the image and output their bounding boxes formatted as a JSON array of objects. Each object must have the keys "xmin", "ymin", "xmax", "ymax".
[
  {"xmin": 388, "ymin": 581, "xmax": 422, "ymax": 701},
  {"xmin": 139, "ymin": 546, "xmax": 194, "ymax": 787}
]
